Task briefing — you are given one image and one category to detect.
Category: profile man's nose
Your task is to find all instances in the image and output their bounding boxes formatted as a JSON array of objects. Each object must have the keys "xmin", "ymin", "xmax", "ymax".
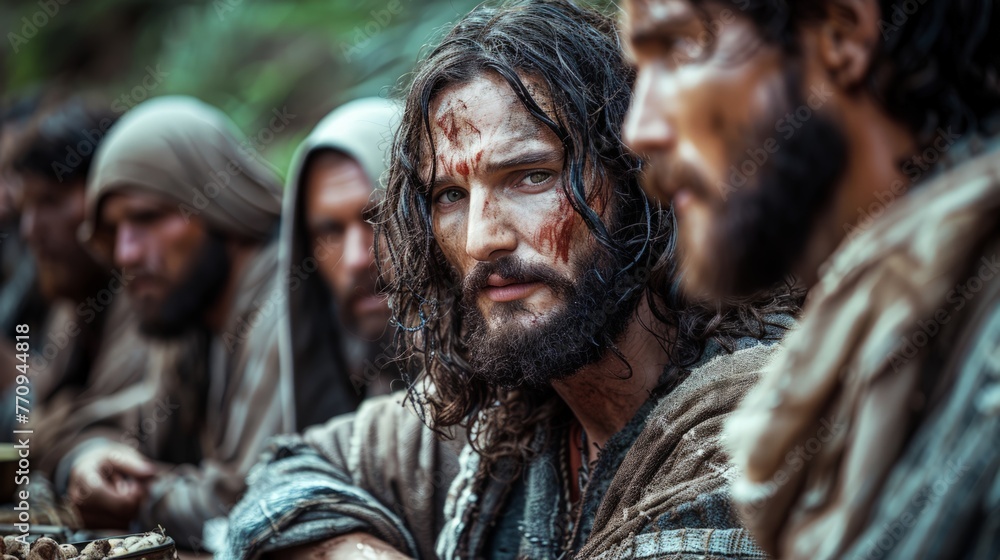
[{"xmin": 624, "ymin": 68, "xmax": 677, "ymax": 155}]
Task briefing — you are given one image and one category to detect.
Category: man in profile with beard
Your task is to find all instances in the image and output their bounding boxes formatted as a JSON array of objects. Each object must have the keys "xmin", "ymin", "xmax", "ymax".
[
  {"xmin": 624, "ymin": 0, "xmax": 1000, "ymax": 558},
  {"xmin": 52, "ymin": 96, "xmax": 348, "ymax": 543},
  {"xmin": 222, "ymin": 2, "xmax": 798, "ymax": 559}
]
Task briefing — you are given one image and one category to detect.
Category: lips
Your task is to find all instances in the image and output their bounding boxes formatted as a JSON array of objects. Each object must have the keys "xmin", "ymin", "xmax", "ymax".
[{"xmin": 481, "ymin": 274, "xmax": 543, "ymax": 303}]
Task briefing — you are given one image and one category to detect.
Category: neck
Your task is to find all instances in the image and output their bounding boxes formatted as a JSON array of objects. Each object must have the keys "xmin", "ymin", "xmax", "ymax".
[
  {"xmin": 551, "ymin": 298, "xmax": 669, "ymax": 463},
  {"xmin": 204, "ymin": 240, "xmax": 258, "ymax": 333},
  {"xmin": 796, "ymin": 97, "xmax": 917, "ymax": 286}
]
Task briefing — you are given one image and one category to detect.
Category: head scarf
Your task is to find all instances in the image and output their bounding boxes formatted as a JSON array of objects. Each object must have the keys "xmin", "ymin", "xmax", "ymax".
[
  {"xmin": 278, "ymin": 97, "xmax": 400, "ymax": 430},
  {"xmin": 81, "ymin": 96, "xmax": 282, "ymax": 261}
]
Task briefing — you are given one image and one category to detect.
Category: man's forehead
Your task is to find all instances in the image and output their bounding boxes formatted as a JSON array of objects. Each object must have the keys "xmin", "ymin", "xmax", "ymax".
[
  {"xmin": 430, "ymin": 73, "xmax": 558, "ymax": 132},
  {"xmin": 421, "ymin": 74, "xmax": 562, "ymax": 177},
  {"xmin": 100, "ymin": 189, "xmax": 174, "ymax": 220},
  {"xmin": 306, "ymin": 150, "xmax": 370, "ymax": 190}
]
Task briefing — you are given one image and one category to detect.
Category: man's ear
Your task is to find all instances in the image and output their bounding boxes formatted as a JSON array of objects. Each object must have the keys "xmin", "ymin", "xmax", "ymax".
[{"xmin": 816, "ymin": 0, "xmax": 881, "ymax": 89}]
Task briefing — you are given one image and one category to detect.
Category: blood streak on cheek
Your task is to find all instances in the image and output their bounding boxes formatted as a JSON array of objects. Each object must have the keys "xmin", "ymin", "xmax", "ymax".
[{"xmin": 536, "ymin": 194, "xmax": 574, "ymax": 263}]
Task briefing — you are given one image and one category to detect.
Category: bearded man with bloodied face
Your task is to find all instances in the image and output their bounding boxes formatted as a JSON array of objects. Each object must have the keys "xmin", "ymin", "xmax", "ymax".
[
  {"xmin": 625, "ymin": 0, "xmax": 1000, "ymax": 558},
  {"xmin": 221, "ymin": 2, "xmax": 801, "ymax": 560}
]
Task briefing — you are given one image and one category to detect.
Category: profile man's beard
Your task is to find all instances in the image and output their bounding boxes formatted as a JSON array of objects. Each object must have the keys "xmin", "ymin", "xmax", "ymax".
[
  {"xmin": 661, "ymin": 70, "xmax": 850, "ymax": 298},
  {"xmin": 140, "ymin": 233, "xmax": 231, "ymax": 339},
  {"xmin": 459, "ymin": 247, "xmax": 643, "ymax": 390}
]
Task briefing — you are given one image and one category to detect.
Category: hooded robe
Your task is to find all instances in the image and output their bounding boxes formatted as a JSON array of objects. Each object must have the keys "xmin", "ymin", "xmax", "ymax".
[
  {"xmin": 52, "ymin": 96, "xmax": 304, "ymax": 543},
  {"xmin": 277, "ymin": 97, "xmax": 403, "ymax": 430}
]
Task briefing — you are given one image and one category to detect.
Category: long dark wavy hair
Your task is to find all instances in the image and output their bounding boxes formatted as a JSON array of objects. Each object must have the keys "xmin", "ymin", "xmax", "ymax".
[
  {"xmin": 376, "ymin": 0, "xmax": 802, "ymax": 467},
  {"xmin": 706, "ymin": 0, "xmax": 1000, "ymax": 147}
]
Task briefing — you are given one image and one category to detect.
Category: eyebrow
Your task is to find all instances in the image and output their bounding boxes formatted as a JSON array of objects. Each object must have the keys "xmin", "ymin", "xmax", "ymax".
[
  {"xmin": 629, "ymin": 7, "xmax": 698, "ymax": 45},
  {"xmin": 483, "ymin": 149, "xmax": 563, "ymax": 175},
  {"xmin": 430, "ymin": 148, "xmax": 564, "ymax": 190}
]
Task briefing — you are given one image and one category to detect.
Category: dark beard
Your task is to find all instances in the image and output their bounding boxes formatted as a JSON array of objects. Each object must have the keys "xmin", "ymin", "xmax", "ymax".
[
  {"xmin": 459, "ymin": 248, "xmax": 643, "ymax": 390},
  {"xmin": 661, "ymin": 69, "xmax": 849, "ymax": 298},
  {"xmin": 140, "ymin": 233, "xmax": 230, "ymax": 339}
]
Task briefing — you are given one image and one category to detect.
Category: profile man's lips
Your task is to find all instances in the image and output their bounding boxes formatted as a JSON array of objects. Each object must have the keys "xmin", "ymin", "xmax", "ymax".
[{"xmin": 482, "ymin": 280, "xmax": 544, "ymax": 303}]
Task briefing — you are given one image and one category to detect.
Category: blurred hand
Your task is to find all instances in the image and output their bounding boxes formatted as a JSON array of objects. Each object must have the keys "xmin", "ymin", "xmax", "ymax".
[
  {"xmin": 277, "ymin": 533, "xmax": 413, "ymax": 560},
  {"xmin": 68, "ymin": 443, "xmax": 157, "ymax": 529}
]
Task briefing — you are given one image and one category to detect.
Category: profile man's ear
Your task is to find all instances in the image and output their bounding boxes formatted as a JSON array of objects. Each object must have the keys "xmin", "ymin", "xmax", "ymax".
[{"xmin": 816, "ymin": 0, "xmax": 881, "ymax": 89}]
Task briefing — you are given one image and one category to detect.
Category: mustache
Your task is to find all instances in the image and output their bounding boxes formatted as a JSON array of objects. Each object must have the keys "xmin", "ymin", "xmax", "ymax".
[
  {"xmin": 123, "ymin": 268, "xmax": 163, "ymax": 284},
  {"xmin": 461, "ymin": 256, "xmax": 574, "ymax": 302},
  {"xmin": 642, "ymin": 153, "xmax": 718, "ymax": 204},
  {"xmin": 344, "ymin": 272, "xmax": 387, "ymax": 302}
]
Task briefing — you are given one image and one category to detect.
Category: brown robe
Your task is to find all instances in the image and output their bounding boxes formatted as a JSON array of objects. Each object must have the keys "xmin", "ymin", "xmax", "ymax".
[
  {"xmin": 55, "ymin": 96, "xmax": 293, "ymax": 543},
  {"xmin": 724, "ymin": 137, "xmax": 1000, "ymax": 558}
]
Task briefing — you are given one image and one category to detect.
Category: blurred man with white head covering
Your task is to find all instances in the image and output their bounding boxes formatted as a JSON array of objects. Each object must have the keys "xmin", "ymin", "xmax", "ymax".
[{"xmin": 52, "ymin": 96, "xmax": 349, "ymax": 544}]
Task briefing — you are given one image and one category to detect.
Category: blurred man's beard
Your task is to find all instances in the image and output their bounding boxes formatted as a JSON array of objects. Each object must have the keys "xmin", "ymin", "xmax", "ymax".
[
  {"xmin": 459, "ymin": 247, "xmax": 643, "ymax": 390},
  {"xmin": 35, "ymin": 250, "xmax": 110, "ymax": 303},
  {"xmin": 338, "ymin": 270, "xmax": 390, "ymax": 341},
  {"xmin": 654, "ymin": 70, "xmax": 849, "ymax": 297},
  {"xmin": 139, "ymin": 233, "xmax": 230, "ymax": 339}
]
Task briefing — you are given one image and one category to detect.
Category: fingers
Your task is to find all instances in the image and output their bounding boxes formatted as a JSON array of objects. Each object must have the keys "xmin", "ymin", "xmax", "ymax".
[
  {"xmin": 112, "ymin": 473, "xmax": 141, "ymax": 498},
  {"xmin": 68, "ymin": 445, "xmax": 154, "ymax": 527},
  {"xmin": 107, "ymin": 447, "xmax": 158, "ymax": 480}
]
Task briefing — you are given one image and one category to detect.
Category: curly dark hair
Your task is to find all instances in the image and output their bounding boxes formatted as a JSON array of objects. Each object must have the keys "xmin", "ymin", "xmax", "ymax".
[
  {"xmin": 376, "ymin": 0, "xmax": 802, "ymax": 467},
  {"xmin": 700, "ymin": 0, "xmax": 1000, "ymax": 147}
]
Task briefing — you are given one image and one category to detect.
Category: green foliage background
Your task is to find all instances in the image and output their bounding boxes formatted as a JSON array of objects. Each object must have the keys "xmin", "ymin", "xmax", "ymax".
[{"xmin": 1, "ymin": 0, "xmax": 620, "ymax": 177}]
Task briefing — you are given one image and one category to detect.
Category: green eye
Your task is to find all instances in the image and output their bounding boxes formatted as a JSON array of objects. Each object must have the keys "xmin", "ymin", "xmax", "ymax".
[
  {"xmin": 526, "ymin": 171, "xmax": 551, "ymax": 185},
  {"xmin": 439, "ymin": 189, "xmax": 464, "ymax": 204}
]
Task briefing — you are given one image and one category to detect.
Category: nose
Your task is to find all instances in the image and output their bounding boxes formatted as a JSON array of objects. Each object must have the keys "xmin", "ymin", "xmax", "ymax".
[
  {"xmin": 343, "ymin": 223, "xmax": 374, "ymax": 274},
  {"xmin": 113, "ymin": 223, "xmax": 144, "ymax": 269},
  {"xmin": 464, "ymin": 189, "xmax": 516, "ymax": 262},
  {"xmin": 624, "ymin": 66, "xmax": 677, "ymax": 156}
]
